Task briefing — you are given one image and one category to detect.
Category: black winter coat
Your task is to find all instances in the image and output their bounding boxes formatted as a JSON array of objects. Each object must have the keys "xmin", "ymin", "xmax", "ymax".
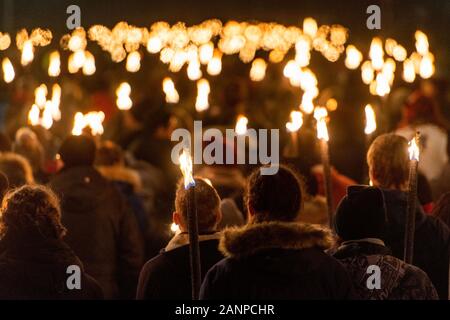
[
  {"xmin": 49, "ymin": 166, "xmax": 144, "ymax": 299},
  {"xmin": 137, "ymin": 234, "xmax": 224, "ymax": 299},
  {"xmin": 0, "ymin": 235, "xmax": 103, "ymax": 299},
  {"xmin": 200, "ymin": 222, "xmax": 355, "ymax": 300},
  {"xmin": 382, "ymin": 189, "xmax": 450, "ymax": 299}
]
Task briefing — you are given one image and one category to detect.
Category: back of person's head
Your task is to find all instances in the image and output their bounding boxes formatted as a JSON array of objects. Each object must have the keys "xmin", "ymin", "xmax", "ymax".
[
  {"xmin": 0, "ymin": 132, "xmax": 12, "ymax": 152},
  {"xmin": 246, "ymin": 164, "xmax": 303, "ymax": 223},
  {"xmin": 12, "ymin": 127, "xmax": 44, "ymax": 172},
  {"xmin": 0, "ymin": 185, "xmax": 66, "ymax": 240},
  {"xmin": 334, "ymin": 186, "xmax": 388, "ymax": 241},
  {"xmin": 432, "ymin": 192, "xmax": 450, "ymax": 229},
  {"xmin": 175, "ymin": 178, "xmax": 221, "ymax": 233},
  {"xmin": 95, "ymin": 140, "xmax": 124, "ymax": 166},
  {"xmin": 59, "ymin": 135, "xmax": 96, "ymax": 169},
  {"xmin": 0, "ymin": 152, "xmax": 34, "ymax": 188},
  {"xmin": 367, "ymin": 133, "xmax": 409, "ymax": 190},
  {"xmin": 0, "ymin": 172, "xmax": 9, "ymax": 202}
]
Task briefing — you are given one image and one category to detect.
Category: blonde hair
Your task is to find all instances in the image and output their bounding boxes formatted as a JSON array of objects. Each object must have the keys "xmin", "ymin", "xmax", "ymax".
[
  {"xmin": 175, "ymin": 178, "xmax": 221, "ymax": 233},
  {"xmin": 367, "ymin": 134, "xmax": 409, "ymax": 190}
]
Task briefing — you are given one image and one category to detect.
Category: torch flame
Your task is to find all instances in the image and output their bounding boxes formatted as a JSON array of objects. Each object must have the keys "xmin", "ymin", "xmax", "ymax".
[
  {"xmin": 126, "ymin": 51, "xmax": 141, "ymax": 73},
  {"xmin": 314, "ymin": 107, "xmax": 329, "ymax": 141},
  {"xmin": 162, "ymin": 77, "xmax": 179, "ymax": 104},
  {"xmin": 286, "ymin": 111, "xmax": 303, "ymax": 132},
  {"xmin": 235, "ymin": 115, "xmax": 248, "ymax": 135},
  {"xmin": 34, "ymin": 84, "xmax": 48, "ymax": 107},
  {"xmin": 179, "ymin": 148, "xmax": 195, "ymax": 189},
  {"xmin": 415, "ymin": 30, "xmax": 429, "ymax": 55},
  {"xmin": 408, "ymin": 133, "xmax": 420, "ymax": 161},
  {"xmin": 207, "ymin": 50, "xmax": 222, "ymax": 76},
  {"xmin": 48, "ymin": 51, "xmax": 61, "ymax": 77},
  {"xmin": 195, "ymin": 78, "xmax": 210, "ymax": 112},
  {"xmin": 21, "ymin": 40, "xmax": 34, "ymax": 66},
  {"xmin": 72, "ymin": 111, "xmax": 105, "ymax": 136},
  {"xmin": 28, "ymin": 104, "xmax": 40, "ymax": 126},
  {"xmin": 249, "ymin": 58, "xmax": 267, "ymax": 81},
  {"xmin": 364, "ymin": 104, "xmax": 377, "ymax": 135},
  {"xmin": 2, "ymin": 58, "xmax": 15, "ymax": 83},
  {"xmin": 116, "ymin": 82, "xmax": 132, "ymax": 110},
  {"xmin": 345, "ymin": 45, "xmax": 362, "ymax": 70}
]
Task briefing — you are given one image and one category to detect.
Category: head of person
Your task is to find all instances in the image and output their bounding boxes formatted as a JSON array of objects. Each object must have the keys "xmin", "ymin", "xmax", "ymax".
[
  {"xmin": 0, "ymin": 152, "xmax": 34, "ymax": 188},
  {"xmin": 334, "ymin": 186, "xmax": 388, "ymax": 242},
  {"xmin": 245, "ymin": 164, "xmax": 303, "ymax": 223},
  {"xmin": 95, "ymin": 140, "xmax": 124, "ymax": 167},
  {"xmin": 173, "ymin": 178, "xmax": 221, "ymax": 234},
  {"xmin": 0, "ymin": 185, "xmax": 66, "ymax": 241},
  {"xmin": 367, "ymin": 133, "xmax": 409, "ymax": 191},
  {"xmin": 12, "ymin": 127, "xmax": 44, "ymax": 173},
  {"xmin": 0, "ymin": 132, "xmax": 12, "ymax": 152},
  {"xmin": 432, "ymin": 192, "xmax": 450, "ymax": 229},
  {"xmin": 59, "ymin": 135, "xmax": 96, "ymax": 169}
]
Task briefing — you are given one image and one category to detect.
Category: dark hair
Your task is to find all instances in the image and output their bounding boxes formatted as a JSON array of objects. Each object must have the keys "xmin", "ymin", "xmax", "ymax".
[
  {"xmin": 59, "ymin": 135, "xmax": 96, "ymax": 168},
  {"xmin": 246, "ymin": 164, "xmax": 303, "ymax": 222},
  {"xmin": 175, "ymin": 178, "xmax": 221, "ymax": 233},
  {"xmin": 0, "ymin": 185, "xmax": 66, "ymax": 240},
  {"xmin": 95, "ymin": 141, "xmax": 124, "ymax": 166},
  {"xmin": 432, "ymin": 192, "xmax": 450, "ymax": 229},
  {"xmin": 0, "ymin": 132, "xmax": 12, "ymax": 152}
]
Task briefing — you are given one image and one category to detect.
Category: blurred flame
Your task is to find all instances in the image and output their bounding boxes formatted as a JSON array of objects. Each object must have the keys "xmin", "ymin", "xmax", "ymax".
[
  {"xmin": 408, "ymin": 134, "xmax": 420, "ymax": 161},
  {"xmin": 345, "ymin": 45, "xmax": 362, "ymax": 69},
  {"xmin": 126, "ymin": 51, "xmax": 141, "ymax": 72},
  {"xmin": 21, "ymin": 40, "xmax": 34, "ymax": 66},
  {"xmin": 83, "ymin": 51, "xmax": 96, "ymax": 75},
  {"xmin": 235, "ymin": 115, "xmax": 248, "ymax": 135},
  {"xmin": 364, "ymin": 104, "xmax": 377, "ymax": 135},
  {"xmin": 286, "ymin": 110, "xmax": 303, "ymax": 132},
  {"xmin": 314, "ymin": 107, "xmax": 329, "ymax": 141},
  {"xmin": 249, "ymin": 58, "xmax": 267, "ymax": 81},
  {"xmin": 34, "ymin": 84, "xmax": 48, "ymax": 107},
  {"xmin": 2, "ymin": 58, "xmax": 15, "ymax": 83},
  {"xmin": 392, "ymin": 44, "xmax": 407, "ymax": 62},
  {"xmin": 41, "ymin": 101, "xmax": 54, "ymax": 129},
  {"xmin": 28, "ymin": 104, "xmax": 40, "ymax": 126},
  {"xmin": 187, "ymin": 59, "xmax": 202, "ymax": 80},
  {"xmin": 419, "ymin": 52, "xmax": 435, "ymax": 79},
  {"xmin": 48, "ymin": 51, "xmax": 61, "ymax": 77},
  {"xmin": 72, "ymin": 111, "xmax": 105, "ymax": 136},
  {"xmin": 369, "ymin": 37, "xmax": 384, "ymax": 71},
  {"xmin": 207, "ymin": 50, "xmax": 222, "ymax": 76},
  {"xmin": 170, "ymin": 222, "xmax": 180, "ymax": 234},
  {"xmin": 179, "ymin": 148, "xmax": 195, "ymax": 189},
  {"xmin": 195, "ymin": 78, "xmax": 210, "ymax": 112},
  {"xmin": 162, "ymin": 77, "xmax": 179, "ymax": 104},
  {"xmin": 415, "ymin": 30, "xmax": 429, "ymax": 55},
  {"xmin": 361, "ymin": 61, "xmax": 374, "ymax": 85},
  {"xmin": 199, "ymin": 42, "xmax": 214, "ymax": 64},
  {"xmin": 50, "ymin": 84, "xmax": 61, "ymax": 121},
  {"xmin": 116, "ymin": 82, "xmax": 133, "ymax": 110},
  {"xmin": 303, "ymin": 17, "xmax": 318, "ymax": 38},
  {"xmin": 147, "ymin": 35, "xmax": 162, "ymax": 53},
  {"xmin": 403, "ymin": 58, "xmax": 416, "ymax": 83}
]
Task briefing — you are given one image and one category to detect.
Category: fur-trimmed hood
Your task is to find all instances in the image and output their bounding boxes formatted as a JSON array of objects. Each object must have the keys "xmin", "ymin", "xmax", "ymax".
[
  {"xmin": 96, "ymin": 165, "xmax": 142, "ymax": 192},
  {"xmin": 219, "ymin": 221, "xmax": 335, "ymax": 259}
]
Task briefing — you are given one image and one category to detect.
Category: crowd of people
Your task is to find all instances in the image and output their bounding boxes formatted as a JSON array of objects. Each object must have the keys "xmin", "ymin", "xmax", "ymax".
[{"xmin": 0, "ymin": 86, "xmax": 448, "ymax": 300}]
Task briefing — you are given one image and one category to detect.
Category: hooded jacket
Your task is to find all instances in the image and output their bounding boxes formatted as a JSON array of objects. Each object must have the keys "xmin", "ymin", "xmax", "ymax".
[
  {"xmin": 382, "ymin": 189, "xmax": 450, "ymax": 299},
  {"xmin": 49, "ymin": 166, "xmax": 144, "ymax": 299},
  {"xmin": 0, "ymin": 234, "xmax": 103, "ymax": 299},
  {"xmin": 200, "ymin": 222, "xmax": 355, "ymax": 300},
  {"xmin": 333, "ymin": 240, "xmax": 438, "ymax": 300}
]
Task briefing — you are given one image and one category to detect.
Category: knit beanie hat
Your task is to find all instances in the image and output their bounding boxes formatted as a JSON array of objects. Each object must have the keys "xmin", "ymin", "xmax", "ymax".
[{"xmin": 334, "ymin": 185, "xmax": 388, "ymax": 241}]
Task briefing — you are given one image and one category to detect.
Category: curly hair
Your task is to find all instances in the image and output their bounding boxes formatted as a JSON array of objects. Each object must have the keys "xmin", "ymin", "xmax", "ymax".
[
  {"xmin": 0, "ymin": 185, "xmax": 66, "ymax": 240},
  {"xmin": 245, "ymin": 164, "xmax": 303, "ymax": 223}
]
